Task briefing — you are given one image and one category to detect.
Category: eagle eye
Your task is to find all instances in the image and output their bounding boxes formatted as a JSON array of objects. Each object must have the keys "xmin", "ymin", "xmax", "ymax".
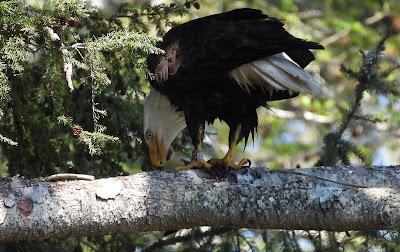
[{"xmin": 145, "ymin": 131, "xmax": 153, "ymax": 140}]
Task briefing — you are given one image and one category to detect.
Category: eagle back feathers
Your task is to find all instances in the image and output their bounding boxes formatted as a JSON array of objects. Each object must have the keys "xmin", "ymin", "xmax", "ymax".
[{"xmin": 148, "ymin": 8, "xmax": 323, "ymax": 87}]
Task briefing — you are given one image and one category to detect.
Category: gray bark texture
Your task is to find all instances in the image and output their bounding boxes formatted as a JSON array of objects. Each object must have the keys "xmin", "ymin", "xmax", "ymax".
[{"xmin": 1, "ymin": 165, "xmax": 400, "ymax": 241}]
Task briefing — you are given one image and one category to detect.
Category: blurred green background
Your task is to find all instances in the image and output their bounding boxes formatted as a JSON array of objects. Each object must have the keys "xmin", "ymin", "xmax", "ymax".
[{"xmin": 0, "ymin": 0, "xmax": 399, "ymax": 251}]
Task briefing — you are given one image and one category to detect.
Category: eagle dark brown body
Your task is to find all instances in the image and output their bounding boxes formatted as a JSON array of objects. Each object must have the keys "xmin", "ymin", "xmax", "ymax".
[{"xmin": 144, "ymin": 8, "xmax": 324, "ymax": 170}]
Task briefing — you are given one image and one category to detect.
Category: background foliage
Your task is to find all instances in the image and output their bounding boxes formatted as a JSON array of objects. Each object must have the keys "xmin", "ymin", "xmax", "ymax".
[{"xmin": 0, "ymin": 0, "xmax": 399, "ymax": 251}]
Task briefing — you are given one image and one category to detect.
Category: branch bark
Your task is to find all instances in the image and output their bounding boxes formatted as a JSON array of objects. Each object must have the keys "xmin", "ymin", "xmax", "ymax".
[{"xmin": 1, "ymin": 165, "xmax": 400, "ymax": 241}]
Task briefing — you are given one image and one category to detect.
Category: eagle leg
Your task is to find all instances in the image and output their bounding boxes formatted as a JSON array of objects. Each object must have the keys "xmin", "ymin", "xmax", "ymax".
[
  {"xmin": 176, "ymin": 122, "xmax": 213, "ymax": 172},
  {"xmin": 176, "ymin": 142, "xmax": 214, "ymax": 172},
  {"xmin": 207, "ymin": 124, "xmax": 251, "ymax": 171},
  {"xmin": 176, "ymin": 159, "xmax": 213, "ymax": 173},
  {"xmin": 177, "ymin": 123, "xmax": 251, "ymax": 176}
]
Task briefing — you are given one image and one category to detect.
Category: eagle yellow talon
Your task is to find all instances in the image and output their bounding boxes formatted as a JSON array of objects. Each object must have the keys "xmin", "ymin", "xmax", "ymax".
[
  {"xmin": 238, "ymin": 158, "xmax": 251, "ymax": 168},
  {"xmin": 175, "ymin": 159, "xmax": 213, "ymax": 173},
  {"xmin": 207, "ymin": 157, "xmax": 251, "ymax": 170}
]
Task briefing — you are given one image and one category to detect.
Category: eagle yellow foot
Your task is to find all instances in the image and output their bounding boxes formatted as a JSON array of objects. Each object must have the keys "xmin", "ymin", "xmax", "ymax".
[
  {"xmin": 207, "ymin": 157, "xmax": 251, "ymax": 178},
  {"xmin": 176, "ymin": 159, "xmax": 213, "ymax": 173},
  {"xmin": 207, "ymin": 157, "xmax": 251, "ymax": 170}
]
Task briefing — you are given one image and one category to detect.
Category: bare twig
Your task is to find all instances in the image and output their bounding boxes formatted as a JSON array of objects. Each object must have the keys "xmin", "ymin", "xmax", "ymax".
[
  {"xmin": 266, "ymin": 108, "xmax": 334, "ymax": 124},
  {"xmin": 320, "ymin": 28, "xmax": 351, "ymax": 47},
  {"xmin": 298, "ymin": 10, "xmax": 324, "ymax": 20},
  {"xmin": 43, "ymin": 27, "xmax": 74, "ymax": 92},
  {"xmin": 44, "ymin": 173, "xmax": 95, "ymax": 182},
  {"xmin": 60, "ymin": 43, "xmax": 86, "ymax": 50}
]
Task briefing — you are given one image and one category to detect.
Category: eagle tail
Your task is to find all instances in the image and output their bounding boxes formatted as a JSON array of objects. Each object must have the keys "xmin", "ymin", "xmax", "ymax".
[{"xmin": 230, "ymin": 53, "xmax": 326, "ymax": 98}]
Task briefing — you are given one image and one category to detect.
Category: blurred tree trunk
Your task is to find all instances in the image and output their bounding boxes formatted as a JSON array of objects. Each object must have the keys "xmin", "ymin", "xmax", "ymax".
[{"xmin": 1, "ymin": 166, "xmax": 399, "ymax": 241}]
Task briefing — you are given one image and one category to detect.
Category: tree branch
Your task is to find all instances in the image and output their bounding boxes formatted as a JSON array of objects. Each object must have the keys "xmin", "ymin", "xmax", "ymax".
[
  {"xmin": 143, "ymin": 227, "xmax": 231, "ymax": 252},
  {"xmin": 1, "ymin": 166, "xmax": 400, "ymax": 241}
]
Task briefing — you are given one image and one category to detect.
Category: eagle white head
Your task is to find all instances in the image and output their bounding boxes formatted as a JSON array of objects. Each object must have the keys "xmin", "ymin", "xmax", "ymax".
[{"xmin": 143, "ymin": 89, "xmax": 187, "ymax": 167}]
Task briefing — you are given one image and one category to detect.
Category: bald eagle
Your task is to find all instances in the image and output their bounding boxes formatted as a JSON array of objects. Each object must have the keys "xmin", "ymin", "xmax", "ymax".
[{"xmin": 144, "ymin": 8, "xmax": 325, "ymax": 171}]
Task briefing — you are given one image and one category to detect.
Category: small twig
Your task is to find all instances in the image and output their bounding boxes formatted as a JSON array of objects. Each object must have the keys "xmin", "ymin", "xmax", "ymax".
[
  {"xmin": 44, "ymin": 173, "xmax": 95, "ymax": 182},
  {"xmin": 337, "ymin": 90, "xmax": 364, "ymax": 138},
  {"xmin": 43, "ymin": 27, "xmax": 74, "ymax": 92},
  {"xmin": 266, "ymin": 108, "xmax": 334, "ymax": 124},
  {"xmin": 354, "ymin": 115, "xmax": 385, "ymax": 124},
  {"xmin": 320, "ymin": 28, "xmax": 351, "ymax": 47},
  {"xmin": 74, "ymin": 48, "xmax": 84, "ymax": 60},
  {"xmin": 60, "ymin": 43, "xmax": 86, "ymax": 50},
  {"xmin": 114, "ymin": 13, "xmax": 137, "ymax": 18},
  {"xmin": 298, "ymin": 10, "xmax": 324, "ymax": 20},
  {"xmin": 364, "ymin": 12, "xmax": 389, "ymax": 25},
  {"xmin": 272, "ymin": 169, "xmax": 368, "ymax": 188}
]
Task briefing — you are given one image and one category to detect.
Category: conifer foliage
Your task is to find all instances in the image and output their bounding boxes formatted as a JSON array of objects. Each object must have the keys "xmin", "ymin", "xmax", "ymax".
[
  {"xmin": 0, "ymin": 0, "xmax": 196, "ymax": 177},
  {"xmin": 317, "ymin": 34, "xmax": 400, "ymax": 166}
]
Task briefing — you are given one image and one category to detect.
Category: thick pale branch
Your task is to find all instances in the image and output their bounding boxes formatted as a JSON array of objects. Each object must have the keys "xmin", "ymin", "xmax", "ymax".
[{"xmin": 1, "ymin": 166, "xmax": 400, "ymax": 241}]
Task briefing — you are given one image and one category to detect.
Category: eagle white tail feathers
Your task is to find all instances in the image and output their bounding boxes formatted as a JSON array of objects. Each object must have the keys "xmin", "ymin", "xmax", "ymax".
[{"xmin": 230, "ymin": 53, "xmax": 326, "ymax": 97}]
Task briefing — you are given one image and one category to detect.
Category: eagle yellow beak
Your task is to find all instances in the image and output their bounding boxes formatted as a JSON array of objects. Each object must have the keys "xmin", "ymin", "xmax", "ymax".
[{"xmin": 148, "ymin": 134, "xmax": 167, "ymax": 167}]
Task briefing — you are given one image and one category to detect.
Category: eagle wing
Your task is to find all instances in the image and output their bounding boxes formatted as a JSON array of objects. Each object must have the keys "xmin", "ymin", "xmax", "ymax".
[{"xmin": 148, "ymin": 8, "xmax": 324, "ymax": 97}]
